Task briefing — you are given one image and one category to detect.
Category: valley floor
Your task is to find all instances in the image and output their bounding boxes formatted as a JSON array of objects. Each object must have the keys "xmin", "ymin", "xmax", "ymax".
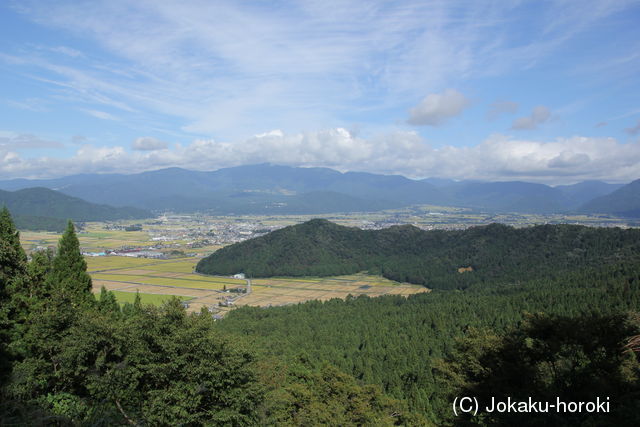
[{"xmin": 88, "ymin": 255, "xmax": 428, "ymax": 315}]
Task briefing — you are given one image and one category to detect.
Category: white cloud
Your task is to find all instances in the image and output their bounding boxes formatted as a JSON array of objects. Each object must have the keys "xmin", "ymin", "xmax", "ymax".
[
  {"xmin": 547, "ymin": 152, "xmax": 591, "ymax": 168},
  {"xmin": 511, "ymin": 106, "xmax": 552, "ymax": 130},
  {"xmin": 132, "ymin": 136, "xmax": 168, "ymax": 151},
  {"xmin": 7, "ymin": 1, "xmax": 631, "ymax": 137},
  {"xmin": 407, "ymin": 89, "xmax": 470, "ymax": 126},
  {"xmin": 2, "ymin": 129, "xmax": 639, "ymax": 184}
]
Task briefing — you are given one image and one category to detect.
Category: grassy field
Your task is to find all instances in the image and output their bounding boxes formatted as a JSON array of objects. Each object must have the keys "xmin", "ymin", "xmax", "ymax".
[
  {"xmin": 101, "ymin": 290, "xmax": 192, "ymax": 306},
  {"xmin": 92, "ymin": 273, "xmax": 242, "ymax": 290},
  {"xmin": 88, "ymin": 256, "xmax": 246, "ymax": 291},
  {"xmin": 86, "ymin": 256, "xmax": 160, "ymax": 271}
]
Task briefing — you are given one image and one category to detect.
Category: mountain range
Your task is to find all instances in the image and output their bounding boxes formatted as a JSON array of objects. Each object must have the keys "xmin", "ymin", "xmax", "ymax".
[
  {"xmin": 0, "ymin": 164, "xmax": 635, "ymax": 216},
  {"xmin": 578, "ymin": 179, "xmax": 640, "ymax": 217}
]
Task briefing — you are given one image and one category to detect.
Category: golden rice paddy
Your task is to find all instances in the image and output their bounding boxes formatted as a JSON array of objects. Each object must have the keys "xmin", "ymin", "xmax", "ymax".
[{"xmin": 88, "ymin": 255, "xmax": 429, "ymax": 315}]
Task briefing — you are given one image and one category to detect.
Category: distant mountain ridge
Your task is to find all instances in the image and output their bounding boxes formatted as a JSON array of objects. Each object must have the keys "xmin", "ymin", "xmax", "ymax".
[
  {"xmin": 578, "ymin": 179, "xmax": 640, "ymax": 217},
  {"xmin": 444, "ymin": 181, "xmax": 567, "ymax": 213},
  {"xmin": 0, "ymin": 187, "xmax": 152, "ymax": 229},
  {"xmin": 555, "ymin": 180, "xmax": 624, "ymax": 207},
  {"xmin": 0, "ymin": 164, "xmax": 630, "ymax": 215}
]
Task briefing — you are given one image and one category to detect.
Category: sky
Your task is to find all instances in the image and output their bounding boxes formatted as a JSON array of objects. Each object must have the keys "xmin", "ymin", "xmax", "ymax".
[{"xmin": 1, "ymin": 0, "xmax": 639, "ymax": 184}]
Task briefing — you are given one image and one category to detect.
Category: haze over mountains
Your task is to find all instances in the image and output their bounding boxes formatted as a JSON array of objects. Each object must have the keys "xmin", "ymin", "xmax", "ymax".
[
  {"xmin": 0, "ymin": 164, "xmax": 636, "ymax": 216},
  {"xmin": 0, "ymin": 187, "xmax": 151, "ymax": 231}
]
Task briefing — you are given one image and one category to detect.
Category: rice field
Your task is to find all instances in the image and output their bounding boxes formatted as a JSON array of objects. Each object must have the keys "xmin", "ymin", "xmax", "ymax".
[
  {"xmin": 88, "ymin": 257, "xmax": 246, "ymax": 292},
  {"xmin": 20, "ymin": 227, "xmax": 155, "ymax": 253},
  {"xmin": 86, "ymin": 256, "xmax": 160, "ymax": 271},
  {"xmin": 87, "ymin": 255, "xmax": 429, "ymax": 315},
  {"xmin": 92, "ymin": 273, "xmax": 241, "ymax": 290},
  {"xmin": 99, "ymin": 290, "xmax": 192, "ymax": 306},
  {"xmin": 239, "ymin": 274, "xmax": 429, "ymax": 307}
]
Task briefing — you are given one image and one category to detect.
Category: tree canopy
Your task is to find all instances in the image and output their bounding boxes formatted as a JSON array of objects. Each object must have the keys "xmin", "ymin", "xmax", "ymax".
[
  {"xmin": 3, "ymin": 211, "xmax": 640, "ymax": 425},
  {"xmin": 197, "ymin": 219, "xmax": 640, "ymax": 290}
]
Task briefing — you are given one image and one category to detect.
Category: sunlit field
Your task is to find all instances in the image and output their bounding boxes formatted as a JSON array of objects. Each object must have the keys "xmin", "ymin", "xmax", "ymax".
[
  {"xmin": 87, "ymin": 254, "xmax": 429, "ymax": 315},
  {"xmin": 241, "ymin": 274, "xmax": 429, "ymax": 307},
  {"xmin": 102, "ymin": 290, "xmax": 192, "ymax": 306}
]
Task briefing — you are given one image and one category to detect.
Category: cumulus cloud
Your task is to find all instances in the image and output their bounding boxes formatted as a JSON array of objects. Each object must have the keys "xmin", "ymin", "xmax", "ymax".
[
  {"xmin": 625, "ymin": 119, "xmax": 640, "ymax": 135},
  {"xmin": 132, "ymin": 136, "xmax": 168, "ymax": 151},
  {"xmin": 547, "ymin": 152, "xmax": 591, "ymax": 168},
  {"xmin": 511, "ymin": 106, "xmax": 552, "ymax": 130},
  {"xmin": 407, "ymin": 89, "xmax": 470, "ymax": 126},
  {"xmin": 486, "ymin": 100, "xmax": 518, "ymax": 120},
  {"xmin": 2, "ymin": 129, "xmax": 640, "ymax": 184}
]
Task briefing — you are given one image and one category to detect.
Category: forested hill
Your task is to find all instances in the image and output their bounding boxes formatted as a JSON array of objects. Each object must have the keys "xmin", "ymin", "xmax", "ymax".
[
  {"xmin": 196, "ymin": 219, "xmax": 640, "ymax": 289},
  {"xmin": 0, "ymin": 187, "xmax": 152, "ymax": 224}
]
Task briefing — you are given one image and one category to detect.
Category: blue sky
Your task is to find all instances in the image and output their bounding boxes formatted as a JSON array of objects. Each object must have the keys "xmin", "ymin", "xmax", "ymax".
[{"xmin": 1, "ymin": 0, "xmax": 639, "ymax": 183}]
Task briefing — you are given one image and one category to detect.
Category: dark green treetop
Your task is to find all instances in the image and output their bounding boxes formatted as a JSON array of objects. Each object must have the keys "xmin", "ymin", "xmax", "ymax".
[
  {"xmin": 49, "ymin": 220, "xmax": 92, "ymax": 306},
  {"xmin": 0, "ymin": 207, "xmax": 28, "ymax": 388},
  {"xmin": 0, "ymin": 207, "xmax": 28, "ymax": 293}
]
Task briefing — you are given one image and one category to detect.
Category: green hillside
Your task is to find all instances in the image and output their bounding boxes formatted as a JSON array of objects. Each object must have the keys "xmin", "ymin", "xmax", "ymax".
[
  {"xmin": 12, "ymin": 215, "xmax": 67, "ymax": 232},
  {"xmin": 0, "ymin": 187, "xmax": 152, "ymax": 223},
  {"xmin": 197, "ymin": 219, "xmax": 640, "ymax": 289},
  {"xmin": 221, "ymin": 261, "xmax": 640, "ymax": 425}
]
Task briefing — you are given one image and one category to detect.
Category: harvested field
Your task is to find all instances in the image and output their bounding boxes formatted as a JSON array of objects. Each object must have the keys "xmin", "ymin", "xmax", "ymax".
[
  {"xmin": 88, "ymin": 256, "xmax": 429, "ymax": 315},
  {"xmin": 86, "ymin": 256, "xmax": 162, "ymax": 272},
  {"xmin": 237, "ymin": 274, "xmax": 429, "ymax": 307}
]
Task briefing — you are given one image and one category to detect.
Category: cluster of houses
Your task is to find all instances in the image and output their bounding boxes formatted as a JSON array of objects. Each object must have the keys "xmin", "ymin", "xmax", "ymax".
[{"xmin": 82, "ymin": 249, "xmax": 166, "ymax": 259}]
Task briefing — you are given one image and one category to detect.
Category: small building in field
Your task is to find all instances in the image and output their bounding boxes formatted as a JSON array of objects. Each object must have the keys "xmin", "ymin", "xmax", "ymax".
[{"xmin": 232, "ymin": 273, "xmax": 246, "ymax": 279}]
